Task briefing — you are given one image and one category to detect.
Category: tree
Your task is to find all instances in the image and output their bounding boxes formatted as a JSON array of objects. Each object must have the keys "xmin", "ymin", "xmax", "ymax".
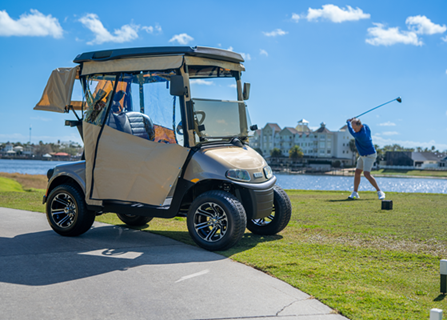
[
  {"xmin": 349, "ymin": 139, "xmax": 357, "ymax": 165},
  {"xmin": 289, "ymin": 145, "xmax": 303, "ymax": 160},
  {"xmin": 270, "ymin": 148, "xmax": 281, "ymax": 157}
]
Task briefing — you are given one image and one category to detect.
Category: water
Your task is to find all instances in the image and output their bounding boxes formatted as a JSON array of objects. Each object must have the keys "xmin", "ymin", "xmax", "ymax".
[
  {"xmin": 0, "ymin": 159, "xmax": 73, "ymax": 175},
  {"xmin": 275, "ymin": 173, "xmax": 447, "ymax": 194},
  {"xmin": 1, "ymin": 159, "xmax": 446, "ymax": 194}
]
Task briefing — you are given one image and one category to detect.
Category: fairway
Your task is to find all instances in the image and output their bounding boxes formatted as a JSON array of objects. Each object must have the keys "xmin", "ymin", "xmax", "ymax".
[{"xmin": 1, "ymin": 175, "xmax": 446, "ymax": 319}]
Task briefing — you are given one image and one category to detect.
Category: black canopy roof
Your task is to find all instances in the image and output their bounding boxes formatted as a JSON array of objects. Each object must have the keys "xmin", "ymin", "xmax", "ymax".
[{"xmin": 73, "ymin": 46, "xmax": 244, "ymax": 64}]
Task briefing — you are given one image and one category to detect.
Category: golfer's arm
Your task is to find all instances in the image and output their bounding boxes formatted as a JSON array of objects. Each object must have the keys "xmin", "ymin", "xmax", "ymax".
[{"xmin": 346, "ymin": 121, "xmax": 357, "ymax": 137}]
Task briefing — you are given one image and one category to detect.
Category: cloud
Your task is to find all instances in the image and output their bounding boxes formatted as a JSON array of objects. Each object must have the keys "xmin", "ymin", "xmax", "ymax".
[
  {"xmin": 292, "ymin": 13, "xmax": 300, "ymax": 23},
  {"xmin": 0, "ymin": 9, "xmax": 63, "ymax": 38},
  {"xmin": 79, "ymin": 14, "xmax": 138, "ymax": 45},
  {"xmin": 406, "ymin": 15, "xmax": 446, "ymax": 35},
  {"xmin": 190, "ymin": 79, "xmax": 213, "ymax": 86},
  {"xmin": 366, "ymin": 23, "xmax": 422, "ymax": 46},
  {"xmin": 169, "ymin": 33, "xmax": 193, "ymax": 45},
  {"xmin": 241, "ymin": 53, "xmax": 251, "ymax": 61},
  {"xmin": 227, "ymin": 46, "xmax": 234, "ymax": 51},
  {"xmin": 228, "ymin": 84, "xmax": 237, "ymax": 88},
  {"xmin": 142, "ymin": 24, "xmax": 162, "ymax": 34},
  {"xmin": 443, "ymin": 36, "xmax": 447, "ymax": 42},
  {"xmin": 306, "ymin": 5, "xmax": 370, "ymax": 23},
  {"xmin": 260, "ymin": 49, "xmax": 268, "ymax": 56},
  {"xmin": 263, "ymin": 29, "xmax": 288, "ymax": 37},
  {"xmin": 379, "ymin": 121, "xmax": 396, "ymax": 126},
  {"xmin": 382, "ymin": 131, "xmax": 399, "ymax": 136}
]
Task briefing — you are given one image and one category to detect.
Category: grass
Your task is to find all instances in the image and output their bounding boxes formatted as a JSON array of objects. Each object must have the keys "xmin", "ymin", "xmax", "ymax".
[
  {"xmin": 1, "ymin": 174, "xmax": 447, "ymax": 319},
  {"xmin": 370, "ymin": 169, "xmax": 447, "ymax": 178}
]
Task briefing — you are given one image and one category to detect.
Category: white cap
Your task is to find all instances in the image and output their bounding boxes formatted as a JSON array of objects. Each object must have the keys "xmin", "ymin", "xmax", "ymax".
[
  {"xmin": 430, "ymin": 309, "xmax": 442, "ymax": 320},
  {"xmin": 441, "ymin": 260, "xmax": 447, "ymax": 275}
]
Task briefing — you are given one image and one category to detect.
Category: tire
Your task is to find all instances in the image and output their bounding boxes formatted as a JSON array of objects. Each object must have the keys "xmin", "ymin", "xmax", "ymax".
[
  {"xmin": 117, "ymin": 214, "xmax": 153, "ymax": 227},
  {"xmin": 187, "ymin": 190, "xmax": 247, "ymax": 251},
  {"xmin": 247, "ymin": 185, "xmax": 291, "ymax": 235},
  {"xmin": 46, "ymin": 184, "xmax": 95, "ymax": 237}
]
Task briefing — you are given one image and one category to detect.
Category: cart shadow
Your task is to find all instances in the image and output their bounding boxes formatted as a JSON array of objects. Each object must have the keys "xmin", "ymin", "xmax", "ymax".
[
  {"xmin": 152, "ymin": 230, "xmax": 283, "ymax": 254},
  {"xmin": 0, "ymin": 224, "xmax": 227, "ymax": 287}
]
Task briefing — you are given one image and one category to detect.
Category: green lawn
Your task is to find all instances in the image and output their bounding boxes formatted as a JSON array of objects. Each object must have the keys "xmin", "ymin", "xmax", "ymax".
[{"xmin": 1, "ymin": 176, "xmax": 446, "ymax": 319}]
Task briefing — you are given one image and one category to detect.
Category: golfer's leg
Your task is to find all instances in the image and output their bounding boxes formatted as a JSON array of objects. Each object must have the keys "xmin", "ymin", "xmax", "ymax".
[
  {"xmin": 364, "ymin": 171, "xmax": 380, "ymax": 191},
  {"xmin": 354, "ymin": 169, "xmax": 362, "ymax": 192}
]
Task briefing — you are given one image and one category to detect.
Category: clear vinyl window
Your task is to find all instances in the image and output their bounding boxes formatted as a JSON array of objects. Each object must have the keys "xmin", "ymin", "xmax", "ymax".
[
  {"xmin": 100, "ymin": 71, "xmax": 183, "ymax": 145},
  {"xmin": 83, "ymin": 74, "xmax": 116, "ymax": 126}
]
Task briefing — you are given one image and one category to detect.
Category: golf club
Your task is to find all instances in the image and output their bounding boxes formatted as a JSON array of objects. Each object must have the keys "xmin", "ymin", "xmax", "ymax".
[{"xmin": 353, "ymin": 97, "xmax": 402, "ymax": 119}]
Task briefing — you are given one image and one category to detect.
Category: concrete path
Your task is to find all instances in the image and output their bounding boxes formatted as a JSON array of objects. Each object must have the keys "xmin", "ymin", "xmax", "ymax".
[{"xmin": 0, "ymin": 207, "xmax": 349, "ymax": 320}]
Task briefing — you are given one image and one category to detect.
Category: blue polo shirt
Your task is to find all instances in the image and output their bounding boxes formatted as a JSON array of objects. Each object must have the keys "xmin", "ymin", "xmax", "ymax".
[{"xmin": 347, "ymin": 121, "xmax": 376, "ymax": 156}]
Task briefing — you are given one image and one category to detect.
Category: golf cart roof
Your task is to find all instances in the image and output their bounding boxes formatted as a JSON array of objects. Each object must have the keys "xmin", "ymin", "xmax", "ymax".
[{"xmin": 73, "ymin": 46, "xmax": 244, "ymax": 64}]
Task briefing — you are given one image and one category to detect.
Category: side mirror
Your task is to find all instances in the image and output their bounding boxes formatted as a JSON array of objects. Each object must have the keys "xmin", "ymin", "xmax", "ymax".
[
  {"xmin": 243, "ymin": 82, "xmax": 250, "ymax": 100},
  {"xmin": 170, "ymin": 75, "xmax": 186, "ymax": 96}
]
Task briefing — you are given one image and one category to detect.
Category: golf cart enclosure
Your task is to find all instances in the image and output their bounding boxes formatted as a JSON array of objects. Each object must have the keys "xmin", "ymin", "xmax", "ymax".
[
  {"xmin": 34, "ymin": 66, "xmax": 84, "ymax": 113},
  {"xmin": 36, "ymin": 46, "xmax": 292, "ymax": 251}
]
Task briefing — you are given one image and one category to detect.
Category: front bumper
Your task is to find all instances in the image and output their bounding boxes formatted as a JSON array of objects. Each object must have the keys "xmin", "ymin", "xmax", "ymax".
[{"xmin": 234, "ymin": 176, "xmax": 276, "ymax": 220}]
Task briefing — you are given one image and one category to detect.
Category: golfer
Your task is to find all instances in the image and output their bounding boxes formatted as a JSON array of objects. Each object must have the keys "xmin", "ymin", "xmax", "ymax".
[{"xmin": 346, "ymin": 118, "xmax": 385, "ymax": 200}]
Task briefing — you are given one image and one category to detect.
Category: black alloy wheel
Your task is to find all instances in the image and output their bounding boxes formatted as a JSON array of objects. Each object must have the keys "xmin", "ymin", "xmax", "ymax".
[
  {"xmin": 46, "ymin": 184, "xmax": 95, "ymax": 236},
  {"xmin": 187, "ymin": 190, "xmax": 246, "ymax": 251}
]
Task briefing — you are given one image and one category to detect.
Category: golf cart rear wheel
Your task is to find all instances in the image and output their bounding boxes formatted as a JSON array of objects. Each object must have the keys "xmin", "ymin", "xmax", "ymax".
[
  {"xmin": 46, "ymin": 184, "xmax": 95, "ymax": 237},
  {"xmin": 187, "ymin": 190, "xmax": 247, "ymax": 251},
  {"xmin": 247, "ymin": 185, "xmax": 291, "ymax": 235},
  {"xmin": 117, "ymin": 214, "xmax": 153, "ymax": 227}
]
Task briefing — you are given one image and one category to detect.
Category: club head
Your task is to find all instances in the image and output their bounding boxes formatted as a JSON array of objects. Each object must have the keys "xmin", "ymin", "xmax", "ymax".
[{"xmin": 396, "ymin": 97, "xmax": 402, "ymax": 103}]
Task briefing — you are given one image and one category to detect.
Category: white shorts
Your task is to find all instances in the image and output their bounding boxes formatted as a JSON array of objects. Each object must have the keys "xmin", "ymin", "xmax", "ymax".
[{"xmin": 357, "ymin": 153, "xmax": 377, "ymax": 172}]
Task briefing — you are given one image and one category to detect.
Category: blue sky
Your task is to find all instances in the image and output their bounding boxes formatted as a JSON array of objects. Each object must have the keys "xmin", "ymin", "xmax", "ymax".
[{"xmin": 1, "ymin": 0, "xmax": 446, "ymax": 150}]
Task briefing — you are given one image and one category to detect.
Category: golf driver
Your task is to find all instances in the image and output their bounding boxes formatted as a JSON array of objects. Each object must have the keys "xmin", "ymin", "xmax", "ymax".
[{"xmin": 353, "ymin": 97, "xmax": 402, "ymax": 119}]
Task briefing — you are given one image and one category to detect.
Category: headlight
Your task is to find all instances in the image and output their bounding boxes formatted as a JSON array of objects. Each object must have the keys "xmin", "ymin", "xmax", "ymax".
[
  {"xmin": 263, "ymin": 166, "xmax": 273, "ymax": 179},
  {"xmin": 226, "ymin": 169, "xmax": 251, "ymax": 182}
]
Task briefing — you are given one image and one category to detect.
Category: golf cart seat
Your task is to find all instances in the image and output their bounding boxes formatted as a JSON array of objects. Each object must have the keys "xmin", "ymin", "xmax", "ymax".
[{"xmin": 126, "ymin": 112, "xmax": 155, "ymax": 141}]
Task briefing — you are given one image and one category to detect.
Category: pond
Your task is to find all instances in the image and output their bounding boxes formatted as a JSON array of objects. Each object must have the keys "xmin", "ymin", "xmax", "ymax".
[
  {"xmin": 275, "ymin": 173, "xmax": 447, "ymax": 194},
  {"xmin": 1, "ymin": 159, "xmax": 446, "ymax": 194}
]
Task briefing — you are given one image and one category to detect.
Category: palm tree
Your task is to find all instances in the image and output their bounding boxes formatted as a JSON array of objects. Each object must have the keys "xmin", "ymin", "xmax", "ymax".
[
  {"xmin": 289, "ymin": 145, "xmax": 303, "ymax": 160},
  {"xmin": 349, "ymin": 139, "xmax": 357, "ymax": 166}
]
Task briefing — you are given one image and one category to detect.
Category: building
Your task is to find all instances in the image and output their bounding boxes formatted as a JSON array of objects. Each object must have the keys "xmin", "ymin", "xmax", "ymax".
[
  {"xmin": 250, "ymin": 120, "xmax": 354, "ymax": 166},
  {"xmin": 385, "ymin": 151, "xmax": 446, "ymax": 169}
]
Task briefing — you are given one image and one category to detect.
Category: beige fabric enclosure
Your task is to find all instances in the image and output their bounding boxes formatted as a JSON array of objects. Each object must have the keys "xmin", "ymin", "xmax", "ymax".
[
  {"xmin": 81, "ymin": 56, "xmax": 184, "ymax": 76},
  {"xmin": 184, "ymin": 56, "xmax": 245, "ymax": 72},
  {"xmin": 85, "ymin": 123, "xmax": 189, "ymax": 206},
  {"xmin": 34, "ymin": 66, "xmax": 80, "ymax": 113},
  {"xmin": 83, "ymin": 122, "xmax": 103, "ymax": 206}
]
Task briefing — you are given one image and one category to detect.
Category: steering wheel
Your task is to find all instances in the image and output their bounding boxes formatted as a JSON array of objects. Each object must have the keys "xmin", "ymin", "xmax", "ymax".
[
  {"xmin": 195, "ymin": 111, "xmax": 206, "ymax": 125},
  {"xmin": 176, "ymin": 121, "xmax": 183, "ymax": 135}
]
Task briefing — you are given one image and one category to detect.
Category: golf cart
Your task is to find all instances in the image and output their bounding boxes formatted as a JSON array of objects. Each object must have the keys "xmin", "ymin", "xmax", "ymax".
[{"xmin": 34, "ymin": 46, "xmax": 292, "ymax": 251}]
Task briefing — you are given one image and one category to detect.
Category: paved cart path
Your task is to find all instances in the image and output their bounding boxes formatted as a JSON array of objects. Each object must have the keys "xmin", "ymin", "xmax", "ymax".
[{"xmin": 0, "ymin": 207, "xmax": 349, "ymax": 320}]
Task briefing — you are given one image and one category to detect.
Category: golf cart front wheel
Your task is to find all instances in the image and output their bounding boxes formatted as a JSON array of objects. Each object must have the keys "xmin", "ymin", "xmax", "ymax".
[
  {"xmin": 46, "ymin": 184, "xmax": 95, "ymax": 237},
  {"xmin": 117, "ymin": 214, "xmax": 153, "ymax": 227},
  {"xmin": 247, "ymin": 185, "xmax": 291, "ymax": 235},
  {"xmin": 187, "ymin": 190, "xmax": 247, "ymax": 251}
]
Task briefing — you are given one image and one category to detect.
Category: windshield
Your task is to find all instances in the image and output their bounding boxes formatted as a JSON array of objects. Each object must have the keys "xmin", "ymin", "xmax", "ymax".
[
  {"xmin": 192, "ymin": 99, "xmax": 249, "ymax": 140},
  {"xmin": 189, "ymin": 67, "xmax": 253, "ymax": 143}
]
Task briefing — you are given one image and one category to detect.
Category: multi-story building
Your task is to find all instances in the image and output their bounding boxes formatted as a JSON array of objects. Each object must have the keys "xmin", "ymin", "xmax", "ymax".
[{"xmin": 250, "ymin": 119, "xmax": 354, "ymax": 166}]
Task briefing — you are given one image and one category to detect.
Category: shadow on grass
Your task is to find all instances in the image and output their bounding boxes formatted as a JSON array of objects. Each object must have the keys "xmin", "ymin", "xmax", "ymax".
[
  {"xmin": 150, "ymin": 229, "xmax": 283, "ymax": 255},
  {"xmin": 433, "ymin": 294, "xmax": 446, "ymax": 302}
]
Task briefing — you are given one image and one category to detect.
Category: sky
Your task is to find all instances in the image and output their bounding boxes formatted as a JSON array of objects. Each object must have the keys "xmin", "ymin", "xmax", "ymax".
[{"xmin": 1, "ymin": 0, "xmax": 446, "ymax": 150}]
